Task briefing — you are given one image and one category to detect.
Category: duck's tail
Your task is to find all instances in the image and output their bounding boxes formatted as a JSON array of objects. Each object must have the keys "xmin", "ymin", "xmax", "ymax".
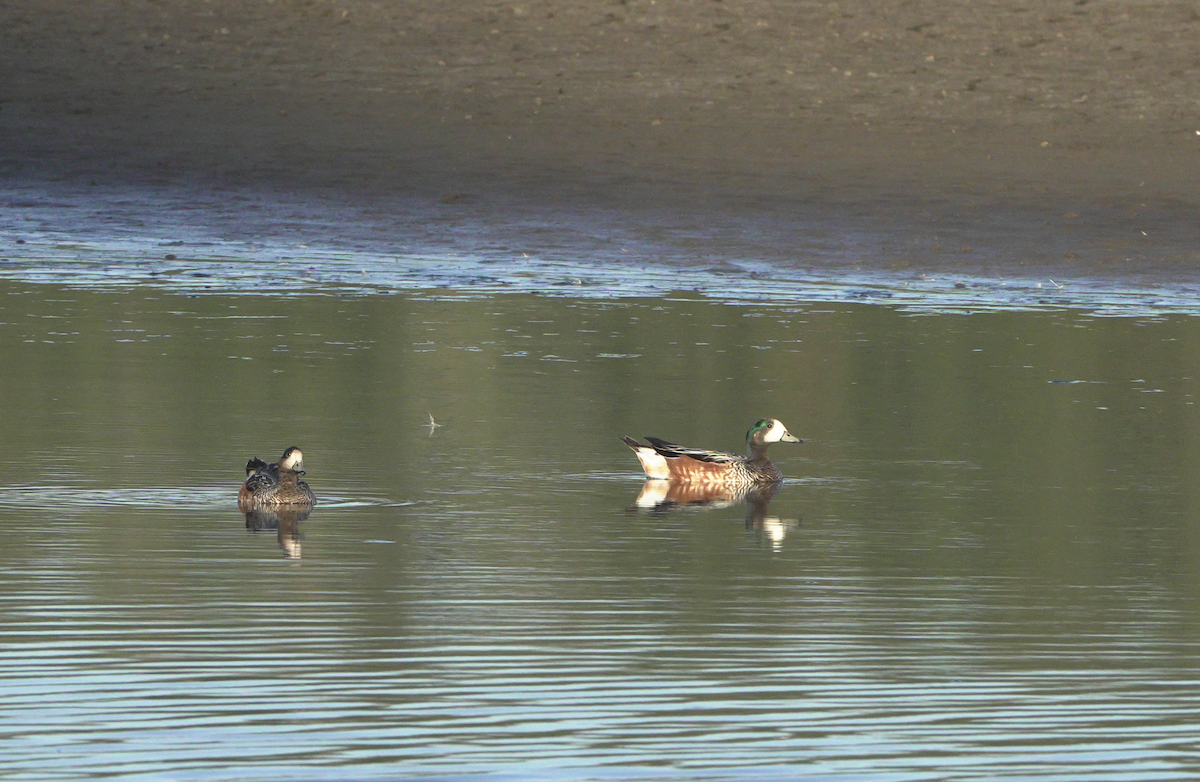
[{"xmin": 621, "ymin": 435, "xmax": 671, "ymax": 480}]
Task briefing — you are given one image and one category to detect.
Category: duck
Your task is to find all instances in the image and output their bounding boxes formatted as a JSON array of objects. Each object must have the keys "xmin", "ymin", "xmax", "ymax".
[
  {"xmin": 622, "ymin": 418, "xmax": 801, "ymax": 484},
  {"xmin": 238, "ymin": 446, "xmax": 316, "ymax": 509}
]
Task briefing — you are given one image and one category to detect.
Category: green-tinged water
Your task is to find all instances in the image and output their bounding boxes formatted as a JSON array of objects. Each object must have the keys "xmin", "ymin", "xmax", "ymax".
[{"xmin": 3, "ymin": 282, "xmax": 1200, "ymax": 780}]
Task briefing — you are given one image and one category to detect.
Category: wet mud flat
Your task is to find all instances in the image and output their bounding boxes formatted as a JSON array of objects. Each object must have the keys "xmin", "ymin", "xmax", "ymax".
[{"xmin": 2, "ymin": 0, "xmax": 1199, "ymax": 295}]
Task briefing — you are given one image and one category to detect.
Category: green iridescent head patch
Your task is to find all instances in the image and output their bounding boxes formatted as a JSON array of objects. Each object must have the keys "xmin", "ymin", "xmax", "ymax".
[{"xmin": 746, "ymin": 419, "xmax": 771, "ymax": 443}]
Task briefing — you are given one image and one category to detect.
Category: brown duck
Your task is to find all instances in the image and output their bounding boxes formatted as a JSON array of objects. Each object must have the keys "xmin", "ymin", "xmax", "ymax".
[
  {"xmin": 238, "ymin": 446, "xmax": 316, "ymax": 509},
  {"xmin": 622, "ymin": 419, "xmax": 801, "ymax": 485}
]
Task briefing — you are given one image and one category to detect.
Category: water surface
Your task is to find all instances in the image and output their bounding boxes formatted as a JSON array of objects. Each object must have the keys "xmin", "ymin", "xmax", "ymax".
[{"xmin": 3, "ymin": 276, "xmax": 1200, "ymax": 780}]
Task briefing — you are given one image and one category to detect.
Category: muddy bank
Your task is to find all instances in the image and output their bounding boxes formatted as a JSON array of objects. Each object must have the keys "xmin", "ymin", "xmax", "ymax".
[{"xmin": 2, "ymin": 0, "xmax": 1199, "ymax": 274}]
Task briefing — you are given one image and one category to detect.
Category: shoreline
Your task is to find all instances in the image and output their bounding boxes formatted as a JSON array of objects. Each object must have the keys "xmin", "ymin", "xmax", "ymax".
[
  {"xmin": 3, "ymin": 202, "xmax": 1199, "ymax": 318},
  {"xmin": 2, "ymin": 0, "xmax": 1199, "ymax": 277}
]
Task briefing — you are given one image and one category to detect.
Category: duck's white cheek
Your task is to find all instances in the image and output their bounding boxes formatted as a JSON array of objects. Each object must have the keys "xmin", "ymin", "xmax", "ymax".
[{"xmin": 763, "ymin": 419, "xmax": 790, "ymax": 443}]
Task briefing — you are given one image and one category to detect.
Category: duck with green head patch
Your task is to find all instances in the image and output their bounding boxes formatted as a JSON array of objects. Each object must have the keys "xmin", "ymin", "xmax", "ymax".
[{"xmin": 622, "ymin": 418, "xmax": 802, "ymax": 484}]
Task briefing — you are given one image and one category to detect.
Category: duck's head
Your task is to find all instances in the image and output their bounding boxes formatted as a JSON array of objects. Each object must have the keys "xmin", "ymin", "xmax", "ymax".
[
  {"xmin": 746, "ymin": 419, "xmax": 802, "ymax": 448},
  {"xmin": 279, "ymin": 446, "xmax": 305, "ymax": 472}
]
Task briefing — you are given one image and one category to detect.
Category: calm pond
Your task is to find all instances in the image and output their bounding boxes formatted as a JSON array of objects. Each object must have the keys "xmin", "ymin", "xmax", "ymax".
[{"xmin": 2, "ymin": 261, "xmax": 1200, "ymax": 780}]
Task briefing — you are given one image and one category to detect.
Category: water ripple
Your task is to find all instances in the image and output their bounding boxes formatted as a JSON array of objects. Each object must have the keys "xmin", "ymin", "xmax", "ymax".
[
  {"xmin": 3, "ymin": 589, "xmax": 1195, "ymax": 782},
  {"xmin": 0, "ymin": 485, "xmax": 402, "ymax": 510},
  {"xmin": 3, "ymin": 237, "xmax": 1200, "ymax": 318}
]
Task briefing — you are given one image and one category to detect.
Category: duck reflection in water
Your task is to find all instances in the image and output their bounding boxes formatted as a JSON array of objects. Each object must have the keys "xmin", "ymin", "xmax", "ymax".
[
  {"xmin": 245, "ymin": 506, "xmax": 310, "ymax": 559},
  {"xmin": 629, "ymin": 480, "xmax": 797, "ymax": 550}
]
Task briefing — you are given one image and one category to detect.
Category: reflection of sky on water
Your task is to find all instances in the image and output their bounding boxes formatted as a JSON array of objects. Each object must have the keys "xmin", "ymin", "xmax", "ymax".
[
  {"xmin": 3, "ymin": 176, "xmax": 1199, "ymax": 316},
  {"xmin": 5, "ymin": 234, "xmax": 1198, "ymax": 317}
]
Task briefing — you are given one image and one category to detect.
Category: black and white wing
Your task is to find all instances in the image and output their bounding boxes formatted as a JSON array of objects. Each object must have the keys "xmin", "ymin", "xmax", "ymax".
[{"xmin": 644, "ymin": 437, "xmax": 740, "ymax": 464}]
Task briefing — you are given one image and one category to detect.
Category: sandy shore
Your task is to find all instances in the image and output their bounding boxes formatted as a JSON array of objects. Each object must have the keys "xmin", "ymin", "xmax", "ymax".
[{"xmin": 3, "ymin": 0, "xmax": 1199, "ymax": 272}]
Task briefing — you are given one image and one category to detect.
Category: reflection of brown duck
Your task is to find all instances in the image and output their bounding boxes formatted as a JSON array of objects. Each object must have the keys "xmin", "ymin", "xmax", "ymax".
[
  {"xmin": 245, "ymin": 506, "xmax": 310, "ymax": 559},
  {"xmin": 630, "ymin": 480, "xmax": 796, "ymax": 549},
  {"xmin": 622, "ymin": 419, "xmax": 801, "ymax": 485},
  {"xmin": 632, "ymin": 479, "xmax": 780, "ymax": 512},
  {"xmin": 238, "ymin": 446, "xmax": 316, "ymax": 510}
]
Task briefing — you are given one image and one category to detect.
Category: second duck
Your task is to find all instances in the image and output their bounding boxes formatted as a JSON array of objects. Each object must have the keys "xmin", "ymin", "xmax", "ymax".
[{"xmin": 239, "ymin": 446, "xmax": 317, "ymax": 509}]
